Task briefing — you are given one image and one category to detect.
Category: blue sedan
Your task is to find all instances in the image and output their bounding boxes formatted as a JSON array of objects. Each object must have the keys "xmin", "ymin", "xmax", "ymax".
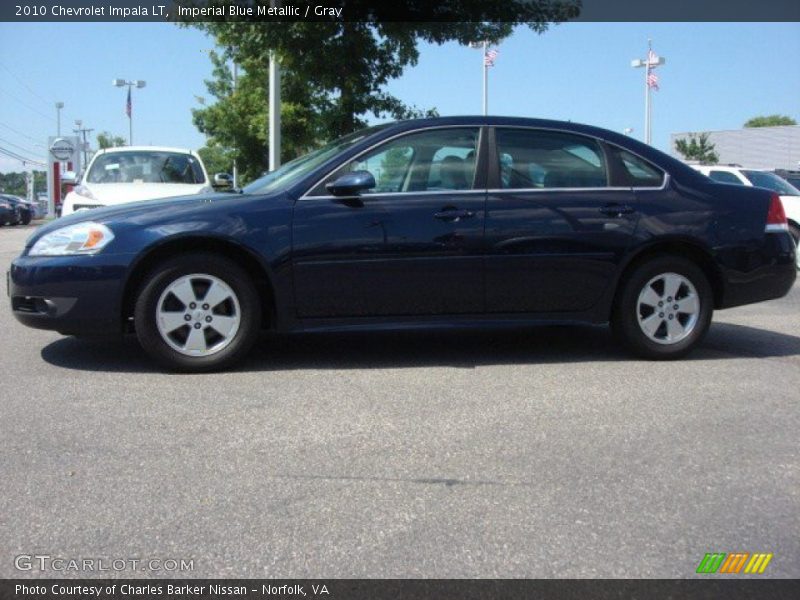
[{"xmin": 8, "ymin": 117, "xmax": 797, "ymax": 371}]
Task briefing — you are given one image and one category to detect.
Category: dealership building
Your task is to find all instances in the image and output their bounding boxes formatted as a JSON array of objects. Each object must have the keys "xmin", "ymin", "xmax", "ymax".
[{"xmin": 670, "ymin": 125, "xmax": 800, "ymax": 170}]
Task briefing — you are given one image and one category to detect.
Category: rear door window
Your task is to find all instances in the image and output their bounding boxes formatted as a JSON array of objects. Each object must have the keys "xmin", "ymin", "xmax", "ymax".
[{"xmin": 494, "ymin": 129, "xmax": 608, "ymax": 189}]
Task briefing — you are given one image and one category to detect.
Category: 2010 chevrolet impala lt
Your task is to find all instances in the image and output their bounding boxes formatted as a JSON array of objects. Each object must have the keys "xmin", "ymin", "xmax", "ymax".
[{"xmin": 8, "ymin": 117, "xmax": 797, "ymax": 371}]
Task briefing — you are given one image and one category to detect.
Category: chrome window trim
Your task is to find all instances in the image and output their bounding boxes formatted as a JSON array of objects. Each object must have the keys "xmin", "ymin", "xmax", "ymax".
[
  {"xmin": 485, "ymin": 173, "xmax": 670, "ymax": 194},
  {"xmin": 306, "ymin": 189, "xmax": 488, "ymax": 201},
  {"xmin": 299, "ymin": 124, "xmax": 485, "ymax": 200},
  {"xmin": 299, "ymin": 122, "xmax": 671, "ymax": 200}
]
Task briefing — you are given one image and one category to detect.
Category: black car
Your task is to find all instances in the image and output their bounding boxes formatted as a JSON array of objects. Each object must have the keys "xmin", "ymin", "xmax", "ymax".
[
  {"xmin": 0, "ymin": 195, "xmax": 20, "ymax": 225},
  {"xmin": 8, "ymin": 117, "xmax": 797, "ymax": 371},
  {"xmin": 0, "ymin": 195, "xmax": 32, "ymax": 225}
]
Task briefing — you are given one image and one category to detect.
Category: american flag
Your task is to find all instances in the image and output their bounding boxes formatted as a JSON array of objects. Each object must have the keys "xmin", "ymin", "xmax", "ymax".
[
  {"xmin": 647, "ymin": 48, "xmax": 660, "ymax": 90},
  {"xmin": 484, "ymin": 47, "xmax": 499, "ymax": 67},
  {"xmin": 126, "ymin": 87, "xmax": 132, "ymax": 118}
]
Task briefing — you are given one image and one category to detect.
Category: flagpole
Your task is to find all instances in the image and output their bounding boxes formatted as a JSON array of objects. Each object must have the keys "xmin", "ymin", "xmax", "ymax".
[
  {"xmin": 645, "ymin": 40, "xmax": 651, "ymax": 145},
  {"xmin": 128, "ymin": 85, "xmax": 133, "ymax": 145},
  {"xmin": 482, "ymin": 41, "xmax": 488, "ymax": 116}
]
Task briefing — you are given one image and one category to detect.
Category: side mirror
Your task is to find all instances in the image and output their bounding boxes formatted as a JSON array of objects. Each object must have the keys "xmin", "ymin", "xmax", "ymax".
[
  {"xmin": 61, "ymin": 171, "xmax": 78, "ymax": 185},
  {"xmin": 213, "ymin": 173, "xmax": 233, "ymax": 189},
  {"xmin": 326, "ymin": 170, "xmax": 376, "ymax": 196}
]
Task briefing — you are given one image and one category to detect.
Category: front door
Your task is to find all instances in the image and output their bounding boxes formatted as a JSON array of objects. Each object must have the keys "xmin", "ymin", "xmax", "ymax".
[{"xmin": 292, "ymin": 126, "xmax": 486, "ymax": 318}]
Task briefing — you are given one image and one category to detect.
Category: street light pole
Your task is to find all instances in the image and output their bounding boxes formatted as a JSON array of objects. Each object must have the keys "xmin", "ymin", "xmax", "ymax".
[
  {"xmin": 232, "ymin": 55, "xmax": 239, "ymax": 187},
  {"xmin": 55, "ymin": 102, "xmax": 64, "ymax": 136},
  {"xmin": 470, "ymin": 41, "xmax": 494, "ymax": 115},
  {"xmin": 483, "ymin": 41, "xmax": 488, "ymax": 116},
  {"xmin": 630, "ymin": 40, "xmax": 665, "ymax": 145},
  {"xmin": 268, "ymin": 0, "xmax": 281, "ymax": 171},
  {"xmin": 113, "ymin": 79, "xmax": 146, "ymax": 145}
]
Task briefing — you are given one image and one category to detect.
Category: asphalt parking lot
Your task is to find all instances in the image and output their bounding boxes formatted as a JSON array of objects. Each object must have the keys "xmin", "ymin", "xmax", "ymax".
[{"xmin": 0, "ymin": 223, "xmax": 798, "ymax": 579}]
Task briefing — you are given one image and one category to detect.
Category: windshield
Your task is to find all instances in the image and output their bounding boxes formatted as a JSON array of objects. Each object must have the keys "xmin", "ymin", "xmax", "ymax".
[
  {"xmin": 242, "ymin": 124, "xmax": 390, "ymax": 195},
  {"xmin": 742, "ymin": 170, "xmax": 800, "ymax": 196},
  {"xmin": 86, "ymin": 151, "xmax": 206, "ymax": 184}
]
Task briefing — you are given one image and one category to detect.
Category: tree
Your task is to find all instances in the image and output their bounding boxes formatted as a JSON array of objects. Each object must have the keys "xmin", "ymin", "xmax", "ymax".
[
  {"xmin": 0, "ymin": 171, "xmax": 45, "ymax": 197},
  {"xmin": 183, "ymin": 1, "xmax": 580, "ymax": 181},
  {"xmin": 96, "ymin": 131, "xmax": 127, "ymax": 149},
  {"xmin": 675, "ymin": 133, "xmax": 719, "ymax": 164},
  {"xmin": 197, "ymin": 143, "xmax": 234, "ymax": 178},
  {"xmin": 743, "ymin": 114, "xmax": 797, "ymax": 128}
]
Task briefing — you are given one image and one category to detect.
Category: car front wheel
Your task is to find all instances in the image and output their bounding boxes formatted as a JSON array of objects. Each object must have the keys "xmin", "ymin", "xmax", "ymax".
[
  {"xmin": 612, "ymin": 256, "xmax": 713, "ymax": 360},
  {"xmin": 134, "ymin": 253, "xmax": 261, "ymax": 372}
]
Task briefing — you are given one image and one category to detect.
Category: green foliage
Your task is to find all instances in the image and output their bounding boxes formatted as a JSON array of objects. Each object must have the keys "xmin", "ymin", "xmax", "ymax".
[
  {"xmin": 743, "ymin": 114, "xmax": 797, "ymax": 128},
  {"xmin": 675, "ymin": 133, "xmax": 719, "ymax": 165},
  {"xmin": 182, "ymin": 1, "xmax": 579, "ymax": 182},
  {"xmin": 97, "ymin": 131, "xmax": 127, "ymax": 149},
  {"xmin": 197, "ymin": 143, "xmax": 234, "ymax": 178},
  {"xmin": 0, "ymin": 171, "xmax": 45, "ymax": 197}
]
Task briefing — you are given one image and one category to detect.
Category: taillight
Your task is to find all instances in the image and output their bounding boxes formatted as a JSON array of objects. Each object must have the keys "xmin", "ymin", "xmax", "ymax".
[{"xmin": 765, "ymin": 193, "xmax": 788, "ymax": 232}]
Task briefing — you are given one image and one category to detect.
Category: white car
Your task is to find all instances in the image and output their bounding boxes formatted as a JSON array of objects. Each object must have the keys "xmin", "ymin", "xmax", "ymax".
[
  {"xmin": 61, "ymin": 146, "xmax": 212, "ymax": 216},
  {"xmin": 691, "ymin": 165, "xmax": 800, "ymax": 269}
]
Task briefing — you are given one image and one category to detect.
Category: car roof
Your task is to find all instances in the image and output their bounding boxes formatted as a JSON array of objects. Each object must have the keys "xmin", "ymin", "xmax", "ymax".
[{"xmin": 94, "ymin": 146, "xmax": 196, "ymax": 155}]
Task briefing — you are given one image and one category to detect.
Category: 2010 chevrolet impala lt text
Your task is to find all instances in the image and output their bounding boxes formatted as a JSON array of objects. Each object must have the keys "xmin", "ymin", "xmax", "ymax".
[{"xmin": 7, "ymin": 117, "xmax": 796, "ymax": 371}]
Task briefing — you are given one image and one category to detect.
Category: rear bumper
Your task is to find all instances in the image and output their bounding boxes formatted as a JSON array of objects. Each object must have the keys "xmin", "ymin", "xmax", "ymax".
[
  {"xmin": 8, "ymin": 253, "xmax": 136, "ymax": 335},
  {"xmin": 718, "ymin": 232, "xmax": 796, "ymax": 309}
]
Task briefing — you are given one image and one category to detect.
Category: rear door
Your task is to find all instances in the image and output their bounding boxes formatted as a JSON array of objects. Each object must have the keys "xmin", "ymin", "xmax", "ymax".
[{"xmin": 484, "ymin": 128, "xmax": 643, "ymax": 314}]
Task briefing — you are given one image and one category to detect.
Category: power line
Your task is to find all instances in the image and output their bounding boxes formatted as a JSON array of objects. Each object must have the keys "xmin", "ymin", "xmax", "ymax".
[
  {"xmin": 0, "ymin": 145, "xmax": 46, "ymax": 167},
  {"xmin": 0, "ymin": 121, "xmax": 43, "ymax": 144},
  {"xmin": 0, "ymin": 87, "xmax": 54, "ymax": 122},
  {"xmin": 0, "ymin": 61, "xmax": 52, "ymax": 109},
  {"xmin": 0, "ymin": 136, "xmax": 41, "ymax": 158}
]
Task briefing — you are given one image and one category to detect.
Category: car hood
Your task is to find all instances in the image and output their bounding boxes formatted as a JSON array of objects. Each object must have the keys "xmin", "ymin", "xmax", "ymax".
[
  {"xmin": 77, "ymin": 182, "xmax": 208, "ymax": 204},
  {"xmin": 28, "ymin": 192, "xmax": 242, "ymax": 245}
]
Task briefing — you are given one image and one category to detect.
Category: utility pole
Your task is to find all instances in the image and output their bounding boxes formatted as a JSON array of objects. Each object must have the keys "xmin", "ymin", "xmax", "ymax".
[{"xmin": 73, "ymin": 120, "xmax": 94, "ymax": 168}]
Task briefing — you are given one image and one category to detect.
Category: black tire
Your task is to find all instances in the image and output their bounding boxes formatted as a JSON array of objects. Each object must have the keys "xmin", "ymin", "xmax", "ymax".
[
  {"xmin": 134, "ymin": 253, "xmax": 261, "ymax": 372},
  {"xmin": 790, "ymin": 224, "xmax": 800, "ymax": 271},
  {"xmin": 612, "ymin": 255, "xmax": 713, "ymax": 360},
  {"xmin": 21, "ymin": 212, "xmax": 31, "ymax": 226}
]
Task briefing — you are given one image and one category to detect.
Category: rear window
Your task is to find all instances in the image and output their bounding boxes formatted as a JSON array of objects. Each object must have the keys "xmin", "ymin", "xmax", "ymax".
[
  {"xmin": 87, "ymin": 151, "xmax": 206, "ymax": 184},
  {"xmin": 742, "ymin": 170, "xmax": 799, "ymax": 196},
  {"xmin": 609, "ymin": 146, "xmax": 665, "ymax": 187},
  {"xmin": 708, "ymin": 170, "xmax": 744, "ymax": 185}
]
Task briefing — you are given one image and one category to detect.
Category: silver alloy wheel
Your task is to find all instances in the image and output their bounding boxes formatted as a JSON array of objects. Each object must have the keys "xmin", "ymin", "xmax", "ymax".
[
  {"xmin": 156, "ymin": 273, "xmax": 241, "ymax": 357},
  {"xmin": 636, "ymin": 272, "xmax": 700, "ymax": 345}
]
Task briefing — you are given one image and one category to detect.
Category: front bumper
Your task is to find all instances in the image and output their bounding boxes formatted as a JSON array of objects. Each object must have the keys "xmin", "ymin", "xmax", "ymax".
[{"xmin": 8, "ymin": 252, "xmax": 137, "ymax": 336}]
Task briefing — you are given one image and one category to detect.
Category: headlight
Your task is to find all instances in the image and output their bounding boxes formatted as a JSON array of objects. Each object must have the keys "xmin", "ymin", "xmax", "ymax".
[
  {"xmin": 74, "ymin": 185, "xmax": 96, "ymax": 200},
  {"xmin": 29, "ymin": 221, "xmax": 115, "ymax": 256}
]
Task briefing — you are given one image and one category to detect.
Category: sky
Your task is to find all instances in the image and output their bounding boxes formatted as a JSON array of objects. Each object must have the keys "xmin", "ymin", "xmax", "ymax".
[{"xmin": 0, "ymin": 21, "xmax": 798, "ymax": 174}]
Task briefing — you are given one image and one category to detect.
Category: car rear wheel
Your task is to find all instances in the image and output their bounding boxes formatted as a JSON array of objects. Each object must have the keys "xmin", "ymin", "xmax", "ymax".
[
  {"xmin": 20, "ymin": 212, "xmax": 31, "ymax": 226},
  {"xmin": 789, "ymin": 225, "xmax": 800, "ymax": 271},
  {"xmin": 134, "ymin": 253, "xmax": 261, "ymax": 372},
  {"xmin": 612, "ymin": 256, "xmax": 713, "ymax": 360}
]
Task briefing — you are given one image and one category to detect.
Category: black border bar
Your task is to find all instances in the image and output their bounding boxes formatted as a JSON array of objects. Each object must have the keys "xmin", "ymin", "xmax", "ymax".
[
  {"xmin": 2, "ymin": 579, "xmax": 800, "ymax": 600},
  {"xmin": 1, "ymin": 0, "xmax": 799, "ymax": 23}
]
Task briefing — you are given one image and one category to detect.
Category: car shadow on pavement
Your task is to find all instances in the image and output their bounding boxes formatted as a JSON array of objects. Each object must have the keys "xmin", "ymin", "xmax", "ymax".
[{"xmin": 40, "ymin": 321, "xmax": 800, "ymax": 374}]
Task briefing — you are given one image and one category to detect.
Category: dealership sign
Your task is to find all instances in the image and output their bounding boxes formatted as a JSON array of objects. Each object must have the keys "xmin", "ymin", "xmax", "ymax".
[{"xmin": 49, "ymin": 138, "xmax": 76, "ymax": 161}]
